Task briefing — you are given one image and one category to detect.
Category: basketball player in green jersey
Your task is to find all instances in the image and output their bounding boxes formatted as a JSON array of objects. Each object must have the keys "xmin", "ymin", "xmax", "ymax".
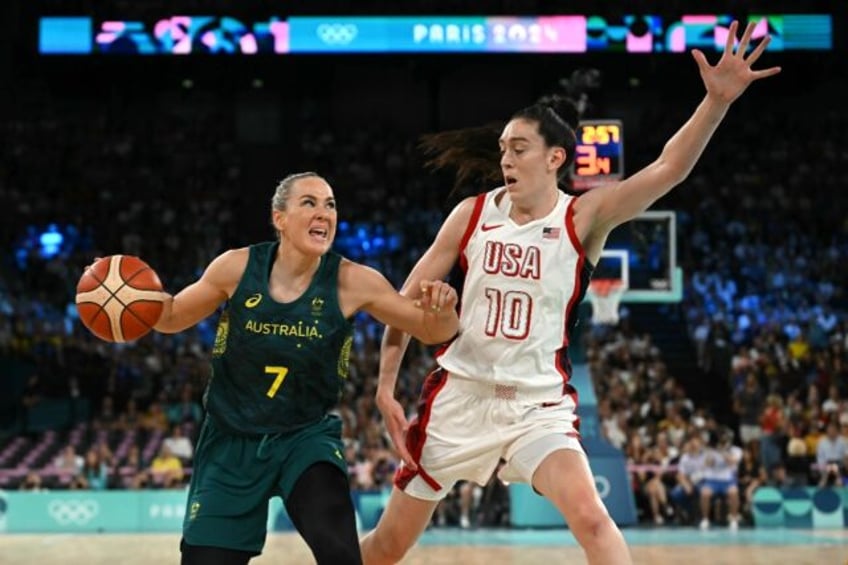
[{"xmin": 148, "ymin": 172, "xmax": 459, "ymax": 564}]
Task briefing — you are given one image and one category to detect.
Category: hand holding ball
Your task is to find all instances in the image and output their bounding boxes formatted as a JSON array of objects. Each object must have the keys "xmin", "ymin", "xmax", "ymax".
[{"xmin": 75, "ymin": 255, "xmax": 166, "ymax": 343}]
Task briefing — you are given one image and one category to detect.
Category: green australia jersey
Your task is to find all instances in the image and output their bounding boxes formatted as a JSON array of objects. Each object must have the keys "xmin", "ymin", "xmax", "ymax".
[{"xmin": 204, "ymin": 242, "xmax": 354, "ymax": 435}]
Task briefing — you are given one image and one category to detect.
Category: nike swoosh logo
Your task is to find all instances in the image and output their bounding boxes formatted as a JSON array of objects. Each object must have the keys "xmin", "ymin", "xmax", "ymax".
[{"xmin": 481, "ymin": 223, "xmax": 504, "ymax": 232}]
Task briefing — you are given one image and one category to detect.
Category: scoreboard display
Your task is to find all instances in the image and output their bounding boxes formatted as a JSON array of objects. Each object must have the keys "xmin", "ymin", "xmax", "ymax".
[{"xmin": 572, "ymin": 120, "xmax": 624, "ymax": 190}]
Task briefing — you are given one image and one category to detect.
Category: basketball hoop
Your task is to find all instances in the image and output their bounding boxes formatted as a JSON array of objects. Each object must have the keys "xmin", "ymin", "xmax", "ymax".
[{"xmin": 587, "ymin": 278, "xmax": 627, "ymax": 325}]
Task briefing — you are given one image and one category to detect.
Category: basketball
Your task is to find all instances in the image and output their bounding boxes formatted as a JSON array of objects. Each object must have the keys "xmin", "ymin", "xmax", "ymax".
[{"xmin": 75, "ymin": 255, "xmax": 165, "ymax": 343}]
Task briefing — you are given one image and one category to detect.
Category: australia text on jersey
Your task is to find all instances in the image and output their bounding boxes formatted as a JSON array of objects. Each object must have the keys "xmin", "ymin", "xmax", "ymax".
[{"xmin": 244, "ymin": 319, "xmax": 323, "ymax": 338}]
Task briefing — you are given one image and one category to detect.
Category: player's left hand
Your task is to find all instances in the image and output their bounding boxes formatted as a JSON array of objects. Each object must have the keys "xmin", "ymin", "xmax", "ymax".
[
  {"xmin": 83, "ymin": 257, "xmax": 103, "ymax": 273},
  {"xmin": 691, "ymin": 20, "xmax": 781, "ymax": 105}
]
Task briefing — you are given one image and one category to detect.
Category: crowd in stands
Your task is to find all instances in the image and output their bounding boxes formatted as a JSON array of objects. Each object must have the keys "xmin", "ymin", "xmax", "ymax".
[{"xmin": 2, "ymin": 59, "xmax": 847, "ymax": 533}]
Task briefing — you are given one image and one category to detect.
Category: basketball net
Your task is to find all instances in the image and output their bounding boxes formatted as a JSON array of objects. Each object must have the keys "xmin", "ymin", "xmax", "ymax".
[{"xmin": 587, "ymin": 278, "xmax": 627, "ymax": 325}]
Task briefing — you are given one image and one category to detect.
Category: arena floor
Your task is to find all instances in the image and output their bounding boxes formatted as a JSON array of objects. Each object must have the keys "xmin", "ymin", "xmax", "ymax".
[{"xmin": 0, "ymin": 528, "xmax": 845, "ymax": 564}]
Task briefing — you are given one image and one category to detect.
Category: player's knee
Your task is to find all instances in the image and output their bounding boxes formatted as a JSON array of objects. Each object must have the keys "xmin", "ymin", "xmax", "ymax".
[{"xmin": 568, "ymin": 498, "xmax": 612, "ymax": 541}]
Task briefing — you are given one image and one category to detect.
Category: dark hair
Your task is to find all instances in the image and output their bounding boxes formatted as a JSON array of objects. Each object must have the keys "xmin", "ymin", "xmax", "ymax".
[
  {"xmin": 512, "ymin": 94, "xmax": 579, "ymax": 173},
  {"xmin": 419, "ymin": 123, "xmax": 503, "ymax": 199},
  {"xmin": 419, "ymin": 95, "xmax": 580, "ymax": 199}
]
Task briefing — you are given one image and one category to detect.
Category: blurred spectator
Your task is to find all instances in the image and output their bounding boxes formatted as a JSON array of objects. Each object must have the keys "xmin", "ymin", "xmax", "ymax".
[
  {"xmin": 141, "ymin": 400, "xmax": 169, "ymax": 433},
  {"xmin": 350, "ymin": 450, "xmax": 375, "ymax": 491},
  {"xmin": 767, "ymin": 463, "xmax": 791, "ymax": 489},
  {"xmin": 162, "ymin": 423, "xmax": 194, "ymax": 463},
  {"xmin": 822, "ymin": 385, "xmax": 842, "ymax": 416},
  {"xmin": 669, "ymin": 435, "xmax": 705, "ymax": 525},
  {"xmin": 53, "ymin": 445, "xmax": 83, "ymax": 474},
  {"xmin": 698, "ymin": 428, "xmax": 742, "ymax": 531},
  {"xmin": 149, "ymin": 444, "xmax": 184, "ymax": 489},
  {"xmin": 71, "ymin": 447, "xmax": 110, "ymax": 490},
  {"xmin": 784, "ymin": 423, "xmax": 812, "ymax": 486},
  {"xmin": 734, "ymin": 373, "xmax": 764, "ymax": 445},
  {"xmin": 19, "ymin": 472, "xmax": 46, "ymax": 491},
  {"xmin": 124, "ymin": 445, "xmax": 150, "ymax": 489},
  {"xmin": 759, "ymin": 394, "xmax": 785, "ymax": 476},
  {"xmin": 736, "ymin": 444, "xmax": 766, "ymax": 522},
  {"xmin": 628, "ymin": 432, "xmax": 672, "ymax": 525},
  {"xmin": 167, "ymin": 384, "xmax": 203, "ymax": 426},
  {"xmin": 816, "ymin": 421, "xmax": 848, "ymax": 487}
]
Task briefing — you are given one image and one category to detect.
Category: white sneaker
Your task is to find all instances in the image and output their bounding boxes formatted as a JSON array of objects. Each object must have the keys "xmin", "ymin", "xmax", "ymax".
[
  {"xmin": 729, "ymin": 516, "xmax": 739, "ymax": 532},
  {"xmin": 460, "ymin": 515, "xmax": 471, "ymax": 529},
  {"xmin": 699, "ymin": 518, "xmax": 710, "ymax": 531}
]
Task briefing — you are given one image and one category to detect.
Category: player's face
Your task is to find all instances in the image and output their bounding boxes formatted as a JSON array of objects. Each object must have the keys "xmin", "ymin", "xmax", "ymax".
[
  {"xmin": 274, "ymin": 177, "xmax": 337, "ymax": 255},
  {"xmin": 499, "ymin": 118, "xmax": 564, "ymax": 199}
]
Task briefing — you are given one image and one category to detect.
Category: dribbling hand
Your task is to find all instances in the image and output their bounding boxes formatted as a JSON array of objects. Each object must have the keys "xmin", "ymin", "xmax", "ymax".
[
  {"xmin": 83, "ymin": 257, "xmax": 102, "ymax": 272},
  {"xmin": 691, "ymin": 20, "xmax": 781, "ymax": 105}
]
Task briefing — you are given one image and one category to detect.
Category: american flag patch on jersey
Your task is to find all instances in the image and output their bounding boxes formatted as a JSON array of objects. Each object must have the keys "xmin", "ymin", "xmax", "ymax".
[{"xmin": 542, "ymin": 227, "xmax": 561, "ymax": 239}]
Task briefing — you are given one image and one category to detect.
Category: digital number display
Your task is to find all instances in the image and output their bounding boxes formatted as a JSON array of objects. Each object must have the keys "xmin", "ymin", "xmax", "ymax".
[{"xmin": 572, "ymin": 120, "xmax": 624, "ymax": 190}]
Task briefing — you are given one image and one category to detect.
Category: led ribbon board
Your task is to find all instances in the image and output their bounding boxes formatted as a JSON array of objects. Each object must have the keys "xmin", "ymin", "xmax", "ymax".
[{"xmin": 39, "ymin": 14, "xmax": 833, "ymax": 55}]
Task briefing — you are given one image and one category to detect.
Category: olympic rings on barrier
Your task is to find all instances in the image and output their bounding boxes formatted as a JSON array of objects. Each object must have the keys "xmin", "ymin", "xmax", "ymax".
[
  {"xmin": 594, "ymin": 475, "xmax": 611, "ymax": 499},
  {"xmin": 47, "ymin": 499, "xmax": 99, "ymax": 525}
]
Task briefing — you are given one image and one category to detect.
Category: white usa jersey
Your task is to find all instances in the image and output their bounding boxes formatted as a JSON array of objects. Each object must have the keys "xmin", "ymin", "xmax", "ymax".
[{"xmin": 438, "ymin": 187, "xmax": 591, "ymax": 395}]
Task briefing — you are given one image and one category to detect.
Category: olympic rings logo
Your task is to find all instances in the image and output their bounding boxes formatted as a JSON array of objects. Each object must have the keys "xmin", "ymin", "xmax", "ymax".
[
  {"xmin": 48, "ymin": 499, "xmax": 99, "ymax": 525},
  {"xmin": 316, "ymin": 24, "xmax": 358, "ymax": 45}
]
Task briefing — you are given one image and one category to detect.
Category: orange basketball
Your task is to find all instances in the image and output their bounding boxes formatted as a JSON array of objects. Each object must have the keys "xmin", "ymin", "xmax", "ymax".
[{"xmin": 75, "ymin": 255, "xmax": 165, "ymax": 343}]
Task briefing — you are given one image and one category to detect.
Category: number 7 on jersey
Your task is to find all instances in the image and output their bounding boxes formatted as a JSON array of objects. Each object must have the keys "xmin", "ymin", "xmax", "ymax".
[{"xmin": 265, "ymin": 365, "xmax": 289, "ymax": 398}]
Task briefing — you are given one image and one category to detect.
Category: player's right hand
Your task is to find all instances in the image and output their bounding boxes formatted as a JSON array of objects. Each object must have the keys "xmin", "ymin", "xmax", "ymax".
[{"xmin": 376, "ymin": 391, "xmax": 417, "ymax": 471}]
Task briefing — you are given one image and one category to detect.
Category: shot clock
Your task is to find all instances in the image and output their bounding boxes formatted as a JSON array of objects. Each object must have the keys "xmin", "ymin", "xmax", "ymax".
[{"xmin": 571, "ymin": 120, "xmax": 624, "ymax": 190}]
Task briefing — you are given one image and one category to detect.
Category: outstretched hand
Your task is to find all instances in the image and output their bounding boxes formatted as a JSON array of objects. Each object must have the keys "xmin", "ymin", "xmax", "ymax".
[{"xmin": 691, "ymin": 20, "xmax": 781, "ymax": 105}]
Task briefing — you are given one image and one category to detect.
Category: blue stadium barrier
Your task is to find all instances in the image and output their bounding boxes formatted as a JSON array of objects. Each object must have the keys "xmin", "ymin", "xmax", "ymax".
[
  {"xmin": 0, "ymin": 489, "xmax": 387, "ymax": 533},
  {"xmin": 752, "ymin": 486, "xmax": 848, "ymax": 529}
]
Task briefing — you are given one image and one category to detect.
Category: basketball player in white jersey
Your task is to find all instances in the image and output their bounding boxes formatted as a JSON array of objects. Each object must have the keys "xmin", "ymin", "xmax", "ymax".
[{"xmin": 361, "ymin": 21, "xmax": 779, "ymax": 564}]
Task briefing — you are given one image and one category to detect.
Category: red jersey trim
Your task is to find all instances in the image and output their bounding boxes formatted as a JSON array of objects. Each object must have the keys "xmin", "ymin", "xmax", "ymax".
[
  {"xmin": 458, "ymin": 193, "xmax": 487, "ymax": 273},
  {"xmin": 562, "ymin": 196, "xmax": 586, "ymax": 348},
  {"xmin": 393, "ymin": 369, "xmax": 449, "ymax": 493}
]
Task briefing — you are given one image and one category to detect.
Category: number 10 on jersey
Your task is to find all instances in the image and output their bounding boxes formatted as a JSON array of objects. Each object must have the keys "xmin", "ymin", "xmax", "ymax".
[{"xmin": 484, "ymin": 288, "xmax": 532, "ymax": 340}]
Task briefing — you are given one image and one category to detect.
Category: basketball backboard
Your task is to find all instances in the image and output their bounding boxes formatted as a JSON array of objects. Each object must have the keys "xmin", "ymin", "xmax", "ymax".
[{"xmin": 589, "ymin": 210, "xmax": 681, "ymax": 303}]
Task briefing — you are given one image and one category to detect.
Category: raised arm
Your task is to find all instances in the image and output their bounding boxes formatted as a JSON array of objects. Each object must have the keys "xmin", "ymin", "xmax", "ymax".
[
  {"xmin": 154, "ymin": 248, "xmax": 247, "ymax": 334},
  {"xmin": 578, "ymin": 20, "xmax": 781, "ymax": 253}
]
